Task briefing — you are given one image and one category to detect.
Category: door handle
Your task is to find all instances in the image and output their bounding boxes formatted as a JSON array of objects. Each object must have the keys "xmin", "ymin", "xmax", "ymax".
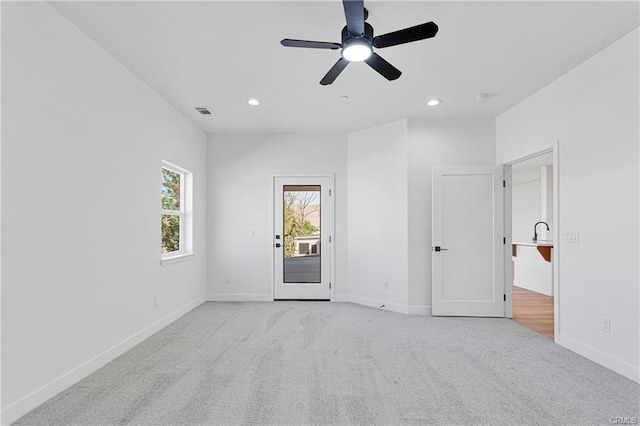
[
  {"xmin": 433, "ymin": 246, "xmax": 448, "ymax": 252},
  {"xmin": 275, "ymin": 243, "xmax": 281, "ymax": 248}
]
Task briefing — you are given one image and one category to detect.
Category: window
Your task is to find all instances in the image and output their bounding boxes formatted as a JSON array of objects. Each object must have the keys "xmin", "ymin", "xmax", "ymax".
[{"xmin": 161, "ymin": 161, "xmax": 193, "ymax": 264}]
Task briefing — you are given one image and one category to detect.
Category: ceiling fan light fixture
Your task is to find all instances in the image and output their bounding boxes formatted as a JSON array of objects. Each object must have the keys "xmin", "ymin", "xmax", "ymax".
[
  {"xmin": 342, "ymin": 39, "xmax": 372, "ymax": 62},
  {"xmin": 280, "ymin": 1, "xmax": 438, "ymax": 84}
]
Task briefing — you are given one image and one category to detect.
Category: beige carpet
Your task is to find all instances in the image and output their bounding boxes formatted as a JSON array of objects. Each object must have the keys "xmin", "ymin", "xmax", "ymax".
[{"xmin": 15, "ymin": 302, "xmax": 639, "ymax": 425}]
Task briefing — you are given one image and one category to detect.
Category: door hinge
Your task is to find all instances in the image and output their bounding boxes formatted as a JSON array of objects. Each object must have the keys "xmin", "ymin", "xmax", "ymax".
[
  {"xmin": 329, "ymin": 189, "xmax": 332, "ymax": 196},
  {"xmin": 503, "ymin": 180, "xmax": 506, "ymax": 188},
  {"xmin": 503, "ymin": 237, "xmax": 506, "ymax": 244},
  {"xmin": 329, "ymin": 236, "xmax": 332, "ymax": 243},
  {"xmin": 504, "ymin": 294, "xmax": 506, "ymax": 302},
  {"xmin": 329, "ymin": 282, "xmax": 332, "ymax": 289}
]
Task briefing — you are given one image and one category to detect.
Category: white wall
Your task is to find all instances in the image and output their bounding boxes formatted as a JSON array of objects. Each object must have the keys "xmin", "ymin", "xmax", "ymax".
[
  {"xmin": 347, "ymin": 120, "xmax": 409, "ymax": 312},
  {"xmin": 345, "ymin": 118, "xmax": 495, "ymax": 314},
  {"xmin": 541, "ymin": 165, "xmax": 554, "ymax": 237},
  {"xmin": 1, "ymin": 3, "xmax": 208, "ymax": 422},
  {"xmin": 207, "ymin": 133, "xmax": 347, "ymax": 301},
  {"xmin": 512, "ymin": 180, "xmax": 542, "ymax": 242},
  {"xmin": 407, "ymin": 118, "xmax": 496, "ymax": 313},
  {"xmin": 497, "ymin": 28, "xmax": 639, "ymax": 382},
  {"xmin": 209, "ymin": 117, "xmax": 496, "ymax": 317}
]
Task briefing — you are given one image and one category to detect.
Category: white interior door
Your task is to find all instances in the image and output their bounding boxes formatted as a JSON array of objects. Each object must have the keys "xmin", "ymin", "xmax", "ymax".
[
  {"xmin": 432, "ymin": 166, "xmax": 505, "ymax": 317},
  {"xmin": 274, "ymin": 176, "xmax": 331, "ymax": 300}
]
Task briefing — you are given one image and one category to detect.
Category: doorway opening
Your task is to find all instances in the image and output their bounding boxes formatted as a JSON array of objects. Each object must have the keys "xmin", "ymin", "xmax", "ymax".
[{"xmin": 505, "ymin": 145, "xmax": 558, "ymax": 340}]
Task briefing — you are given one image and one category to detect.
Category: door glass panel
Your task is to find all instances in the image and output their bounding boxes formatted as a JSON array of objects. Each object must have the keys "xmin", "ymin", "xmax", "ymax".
[{"xmin": 283, "ymin": 185, "xmax": 321, "ymax": 283}]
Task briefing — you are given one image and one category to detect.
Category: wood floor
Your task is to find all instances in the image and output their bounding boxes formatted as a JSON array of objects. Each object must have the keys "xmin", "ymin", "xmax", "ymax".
[{"xmin": 512, "ymin": 285, "xmax": 554, "ymax": 339}]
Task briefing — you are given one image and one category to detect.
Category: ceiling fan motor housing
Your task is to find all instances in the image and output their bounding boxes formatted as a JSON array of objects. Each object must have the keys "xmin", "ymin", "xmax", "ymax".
[
  {"xmin": 340, "ymin": 22, "xmax": 374, "ymax": 61},
  {"xmin": 341, "ymin": 22, "xmax": 374, "ymax": 45}
]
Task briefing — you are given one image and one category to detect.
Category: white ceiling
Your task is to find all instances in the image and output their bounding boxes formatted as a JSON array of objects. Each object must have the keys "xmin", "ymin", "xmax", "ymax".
[{"xmin": 51, "ymin": 1, "xmax": 639, "ymax": 134}]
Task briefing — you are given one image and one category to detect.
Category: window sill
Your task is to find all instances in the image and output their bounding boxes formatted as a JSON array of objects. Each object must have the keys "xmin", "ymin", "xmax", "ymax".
[{"xmin": 160, "ymin": 253, "xmax": 195, "ymax": 266}]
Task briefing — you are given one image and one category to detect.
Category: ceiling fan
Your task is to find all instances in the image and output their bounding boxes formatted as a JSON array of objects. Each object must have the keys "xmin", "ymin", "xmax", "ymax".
[{"xmin": 281, "ymin": 0, "xmax": 438, "ymax": 85}]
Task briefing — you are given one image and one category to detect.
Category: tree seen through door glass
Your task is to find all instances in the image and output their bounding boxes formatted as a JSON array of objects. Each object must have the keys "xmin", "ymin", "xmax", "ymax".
[{"xmin": 283, "ymin": 186, "xmax": 321, "ymax": 283}]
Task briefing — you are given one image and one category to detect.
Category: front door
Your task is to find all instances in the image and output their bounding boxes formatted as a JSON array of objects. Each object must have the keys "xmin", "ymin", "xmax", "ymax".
[
  {"xmin": 274, "ymin": 176, "xmax": 331, "ymax": 300},
  {"xmin": 432, "ymin": 166, "xmax": 505, "ymax": 317}
]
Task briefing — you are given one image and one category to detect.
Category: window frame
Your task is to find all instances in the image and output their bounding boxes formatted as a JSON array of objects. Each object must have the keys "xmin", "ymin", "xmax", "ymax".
[{"xmin": 160, "ymin": 160, "xmax": 194, "ymax": 265}]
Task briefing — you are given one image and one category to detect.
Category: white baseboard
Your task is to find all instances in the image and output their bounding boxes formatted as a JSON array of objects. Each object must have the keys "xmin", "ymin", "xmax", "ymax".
[
  {"xmin": 408, "ymin": 305, "xmax": 432, "ymax": 316},
  {"xmin": 1, "ymin": 295, "xmax": 207, "ymax": 425},
  {"xmin": 348, "ymin": 295, "xmax": 409, "ymax": 314},
  {"xmin": 207, "ymin": 293, "xmax": 272, "ymax": 302},
  {"xmin": 332, "ymin": 294, "xmax": 349, "ymax": 302},
  {"xmin": 207, "ymin": 294, "xmax": 352, "ymax": 303},
  {"xmin": 557, "ymin": 333, "xmax": 639, "ymax": 383},
  {"xmin": 205, "ymin": 294, "xmax": 422, "ymax": 315}
]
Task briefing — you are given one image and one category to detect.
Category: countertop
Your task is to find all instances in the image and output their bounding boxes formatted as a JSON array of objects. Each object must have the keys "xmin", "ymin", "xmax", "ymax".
[{"xmin": 513, "ymin": 241, "xmax": 554, "ymax": 247}]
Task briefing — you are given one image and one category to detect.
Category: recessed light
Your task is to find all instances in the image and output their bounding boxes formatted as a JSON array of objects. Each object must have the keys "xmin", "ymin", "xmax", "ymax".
[
  {"xmin": 427, "ymin": 99, "xmax": 442, "ymax": 107},
  {"xmin": 247, "ymin": 98, "xmax": 260, "ymax": 106}
]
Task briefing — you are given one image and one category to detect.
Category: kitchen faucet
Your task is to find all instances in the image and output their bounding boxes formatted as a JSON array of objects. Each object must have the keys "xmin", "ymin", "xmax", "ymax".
[{"xmin": 533, "ymin": 221, "xmax": 550, "ymax": 242}]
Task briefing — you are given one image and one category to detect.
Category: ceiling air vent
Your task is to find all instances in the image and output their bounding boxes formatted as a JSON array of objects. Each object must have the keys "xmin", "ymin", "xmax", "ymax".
[{"xmin": 194, "ymin": 107, "xmax": 212, "ymax": 116}]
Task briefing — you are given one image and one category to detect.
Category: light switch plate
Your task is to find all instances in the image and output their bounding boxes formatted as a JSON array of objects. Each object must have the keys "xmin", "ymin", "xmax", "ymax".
[{"xmin": 563, "ymin": 230, "xmax": 579, "ymax": 243}]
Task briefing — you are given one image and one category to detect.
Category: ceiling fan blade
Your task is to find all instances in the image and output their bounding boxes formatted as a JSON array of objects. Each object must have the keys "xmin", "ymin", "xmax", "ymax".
[
  {"xmin": 373, "ymin": 21, "xmax": 438, "ymax": 48},
  {"xmin": 364, "ymin": 53, "xmax": 401, "ymax": 81},
  {"xmin": 320, "ymin": 58, "xmax": 349, "ymax": 85},
  {"xmin": 343, "ymin": 0, "xmax": 365, "ymax": 36},
  {"xmin": 281, "ymin": 39, "xmax": 341, "ymax": 50}
]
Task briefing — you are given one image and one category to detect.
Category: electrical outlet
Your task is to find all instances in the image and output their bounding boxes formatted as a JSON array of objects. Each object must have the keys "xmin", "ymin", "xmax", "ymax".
[
  {"xmin": 153, "ymin": 295, "xmax": 158, "ymax": 308},
  {"xmin": 601, "ymin": 316, "xmax": 610, "ymax": 333},
  {"xmin": 383, "ymin": 281, "xmax": 389, "ymax": 290},
  {"xmin": 225, "ymin": 275, "xmax": 231, "ymax": 284}
]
